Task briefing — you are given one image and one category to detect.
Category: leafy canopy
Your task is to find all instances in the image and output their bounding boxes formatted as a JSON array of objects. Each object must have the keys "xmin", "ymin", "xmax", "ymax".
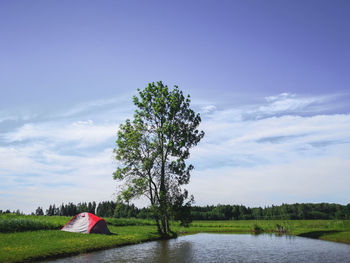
[{"xmin": 113, "ymin": 81, "xmax": 204, "ymax": 234}]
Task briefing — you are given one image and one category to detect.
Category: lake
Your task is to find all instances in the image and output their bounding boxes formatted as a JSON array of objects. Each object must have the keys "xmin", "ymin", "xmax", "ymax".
[{"xmin": 47, "ymin": 233, "xmax": 350, "ymax": 263}]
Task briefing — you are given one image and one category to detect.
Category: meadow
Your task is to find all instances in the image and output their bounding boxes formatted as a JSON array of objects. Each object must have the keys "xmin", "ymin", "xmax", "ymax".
[{"xmin": 1, "ymin": 214, "xmax": 350, "ymax": 262}]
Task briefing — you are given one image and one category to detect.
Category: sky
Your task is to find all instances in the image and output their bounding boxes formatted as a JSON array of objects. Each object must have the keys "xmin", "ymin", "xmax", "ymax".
[{"xmin": 1, "ymin": 0, "xmax": 350, "ymax": 213}]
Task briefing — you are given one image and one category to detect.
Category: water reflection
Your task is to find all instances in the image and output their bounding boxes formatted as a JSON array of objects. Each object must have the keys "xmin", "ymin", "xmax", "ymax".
[
  {"xmin": 46, "ymin": 233, "xmax": 350, "ymax": 263},
  {"xmin": 154, "ymin": 240, "xmax": 194, "ymax": 262}
]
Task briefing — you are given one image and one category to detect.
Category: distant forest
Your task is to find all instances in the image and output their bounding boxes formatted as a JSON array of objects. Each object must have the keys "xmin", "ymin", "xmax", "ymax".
[
  {"xmin": 2, "ymin": 202, "xmax": 350, "ymax": 220},
  {"xmin": 109, "ymin": 202, "xmax": 350, "ymax": 220}
]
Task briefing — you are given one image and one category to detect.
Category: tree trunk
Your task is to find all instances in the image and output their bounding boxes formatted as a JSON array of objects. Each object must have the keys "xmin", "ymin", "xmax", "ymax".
[
  {"xmin": 159, "ymin": 144, "xmax": 170, "ymax": 236},
  {"xmin": 159, "ymin": 189, "xmax": 169, "ymax": 236},
  {"xmin": 155, "ymin": 217, "xmax": 162, "ymax": 234}
]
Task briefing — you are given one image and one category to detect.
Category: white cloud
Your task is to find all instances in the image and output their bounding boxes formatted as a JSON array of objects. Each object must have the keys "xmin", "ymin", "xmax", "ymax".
[
  {"xmin": 3, "ymin": 120, "xmax": 118, "ymax": 148},
  {"xmin": 0, "ymin": 102, "xmax": 123, "ymax": 212},
  {"xmin": 244, "ymin": 93, "xmax": 334, "ymax": 119},
  {"xmin": 1, "ymin": 92, "xmax": 350, "ymax": 213},
  {"xmin": 53, "ymin": 94, "xmax": 133, "ymax": 119},
  {"xmin": 192, "ymin": 112, "xmax": 350, "ymax": 170},
  {"xmin": 188, "ymin": 94, "xmax": 350, "ymax": 206},
  {"xmin": 190, "ymin": 157, "xmax": 350, "ymax": 207},
  {"xmin": 264, "ymin": 92, "xmax": 293, "ymax": 102},
  {"xmin": 0, "ymin": 147, "xmax": 116, "ymax": 212},
  {"xmin": 201, "ymin": 105, "xmax": 216, "ymax": 114},
  {"xmin": 0, "ymin": 108, "xmax": 41, "ymax": 123}
]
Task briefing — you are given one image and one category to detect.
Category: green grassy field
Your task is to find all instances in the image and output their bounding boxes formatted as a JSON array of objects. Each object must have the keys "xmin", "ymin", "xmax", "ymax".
[{"xmin": 0, "ymin": 214, "xmax": 349, "ymax": 263}]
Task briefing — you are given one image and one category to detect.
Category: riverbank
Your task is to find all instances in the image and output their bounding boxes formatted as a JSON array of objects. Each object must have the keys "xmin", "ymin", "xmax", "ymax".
[
  {"xmin": 0, "ymin": 225, "xmax": 162, "ymax": 262},
  {"xmin": 176, "ymin": 219, "xmax": 350, "ymax": 244},
  {"xmin": 1, "ymin": 216, "xmax": 349, "ymax": 262}
]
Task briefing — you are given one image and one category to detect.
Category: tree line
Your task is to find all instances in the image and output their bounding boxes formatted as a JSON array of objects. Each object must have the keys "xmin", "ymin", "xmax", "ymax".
[
  {"xmin": 190, "ymin": 203, "xmax": 350, "ymax": 220},
  {"xmin": 109, "ymin": 202, "xmax": 350, "ymax": 220},
  {"xmin": 19, "ymin": 202, "xmax": 350, "ymax": 220},
  {"xmin": 33, "ymin": 202, "xmax": 97, "ymax": 216}
]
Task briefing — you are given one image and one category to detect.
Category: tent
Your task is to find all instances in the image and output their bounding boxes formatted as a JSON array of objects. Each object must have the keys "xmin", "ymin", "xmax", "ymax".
[{"xmin": 61, "ymin": 212, "xmax": 111, "ymax": 234}]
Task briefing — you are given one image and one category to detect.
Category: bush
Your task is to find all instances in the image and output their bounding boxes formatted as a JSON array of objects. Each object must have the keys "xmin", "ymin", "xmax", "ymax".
[
  {"xmin": 0, "ymin": 218, "xmax": 59, "ymax": 233},
  {"xmin": 275, "ymin": 224, "xmax": 287, "ymax": 233},
  {"xmin": 251, "ymin": 224, "xmax": 263, "ymax": 233}
]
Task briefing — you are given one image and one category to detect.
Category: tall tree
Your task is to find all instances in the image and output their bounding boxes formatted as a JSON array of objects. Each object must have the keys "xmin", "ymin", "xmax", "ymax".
[
  {"xmin": 114, "ymin": 81, "xmax": 204, "ymax": 236},
  {"xmin": 35, "ymin": 206, "xmax": 44, "ymax": 216}
]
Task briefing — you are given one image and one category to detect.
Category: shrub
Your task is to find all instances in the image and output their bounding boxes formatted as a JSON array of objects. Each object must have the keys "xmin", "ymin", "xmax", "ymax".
[
  {"xmin": 0, "ymin": 218, "xmax": 59, "ymax": 233},
  {"xmin": 251, "ymin": 224, "xmax": 263, "ymax": 233},
  {"xmin": 275, "ymin": 224, "xmax": 287, "ymax": 233}
]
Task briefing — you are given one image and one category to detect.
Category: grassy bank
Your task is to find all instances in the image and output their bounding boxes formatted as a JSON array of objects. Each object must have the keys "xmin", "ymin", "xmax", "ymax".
[
  {"xmin": 0, "ymin": 225, "xmax": 160, "ymax": 262},
  {"xmin": 174, "ymin": 219, "xmax": 350, "ymax": 244},
  {"xmin": 1, "ymin": 215, "xmax": 349, "ymax": 262}
]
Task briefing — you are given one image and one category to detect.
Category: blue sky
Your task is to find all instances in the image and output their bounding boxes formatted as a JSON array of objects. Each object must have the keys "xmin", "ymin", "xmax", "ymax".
[{"xmin": 1, "ymin": 1, "xmax": 350, "ymax": 213}]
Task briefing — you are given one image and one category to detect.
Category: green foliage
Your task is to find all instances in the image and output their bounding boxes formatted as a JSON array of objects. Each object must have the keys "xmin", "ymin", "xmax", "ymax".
[
  {"xmin": 176, "ymin": 219, "xmax": 350, "ymax": 238},
  {"xmin": 96, "ymin": 201, "xmax": 116, "ymax": 217},
  {"xmin": 0, "ymin": 218, "xmax": 58, "ymax": 233},
  {"xmin": 0, "ymin": 214, "xmax": 69, "ymax": 232},
  {"xmin": 274, "ymin": 224, "xmax": 287, "ymax": 233},
  {"xmin": 252, "ymin": 224, "xmax": 263, "ymax": 233},
  {"xmin": 190, "ymin": 203, "xmax": 350, "ymax": 220},
  {"xmin": 105, "ymin": 218, "xmax": 155, "ymax": 226},
  {"xmin": 114, "ymin": 81, "xmax": 204, "ymax": 235},
  {"xmin": 24, "ymin": 202, "xmax": 350, "ymax": 221},
  {"xmin": 35, "ymin": 207, "xmax": 44, "ymax": 216},
  {"xmin": 44, "ymin": 202, "xmax": 96, "ymax": 216},
  {"xmin": 113, "ymin": 203, "xmax": 139, "ymax": 218}
]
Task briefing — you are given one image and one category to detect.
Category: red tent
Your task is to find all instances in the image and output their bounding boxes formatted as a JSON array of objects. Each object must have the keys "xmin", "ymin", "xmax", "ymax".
[{"xmin": 61, "ymin": 212, "xmax": 111, "ymax": 234}]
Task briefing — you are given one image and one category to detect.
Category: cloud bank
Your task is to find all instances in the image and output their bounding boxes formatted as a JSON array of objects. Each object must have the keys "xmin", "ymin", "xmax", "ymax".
[{"xmin": 1, "ymin": 93, "xmax": 349, "ymax": 212}]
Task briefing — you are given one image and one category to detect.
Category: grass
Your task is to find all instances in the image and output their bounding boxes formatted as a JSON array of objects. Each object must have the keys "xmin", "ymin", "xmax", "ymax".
[
  {"xmin": 0, "ymin": 215, "xmax": 350, "ymax": 263},
  {"xmin": 175, "ymin": 219, "xmax": 350, "ymax": 236},
  {"xmin": 0, "ymin": 214, "xmax": 69, "ymax": 232},
  {"xmin": 105, "ymin": 218, "xmax": 155, "ymax": 226},
  {"xmin": 0, "ymin": 214, "xmax": 155, "ymax": 232},
  {"xmin": 0, "ymin": 226, "xmax": 160, "ymax": 263}
]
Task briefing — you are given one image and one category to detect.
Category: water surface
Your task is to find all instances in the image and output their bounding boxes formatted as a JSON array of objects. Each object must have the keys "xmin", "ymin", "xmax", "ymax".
[{"xmin": 47, "ymin": 233, "xmax": 350, "ymax": 263}]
